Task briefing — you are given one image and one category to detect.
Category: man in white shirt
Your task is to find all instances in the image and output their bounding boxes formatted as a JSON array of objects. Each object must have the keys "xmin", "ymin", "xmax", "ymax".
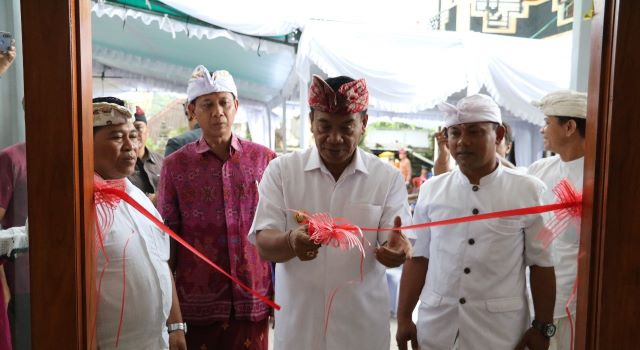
[
  {"xmin": 249, "ymin": 75, "xmax": 412, "ymax": 350},
  {"xmin": 92, "ymin": 97, "xmax": 186, "ymax": 350},
  {"xmin": 528, "ymin": 90, "xmax": 587, "ymax": 350},
  {"xmin": 396, "ymin": 94, "xmax": 556, "ymax": 350}
]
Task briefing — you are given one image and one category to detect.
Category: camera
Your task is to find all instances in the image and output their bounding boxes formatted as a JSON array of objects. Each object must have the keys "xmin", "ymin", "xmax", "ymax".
[{"xmin": 0, "ymin": 32, "xmax": 13, "ymax": 53}]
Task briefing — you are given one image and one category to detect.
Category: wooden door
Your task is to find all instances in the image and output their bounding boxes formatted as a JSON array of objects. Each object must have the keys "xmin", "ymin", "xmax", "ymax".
[
  {"xmin": 20, "ymin": 0, "xmax": 95, "ymax": 348},
  {"xmin": 577, "ymin": 0, "xmax": 640, "ymax": 348}
]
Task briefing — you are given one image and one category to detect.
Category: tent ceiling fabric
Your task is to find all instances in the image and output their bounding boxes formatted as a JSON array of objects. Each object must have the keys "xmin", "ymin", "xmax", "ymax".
[
  {"xmin": 158, "ymin": 0, "xmax": 304, "ymax": 37},
  {"xmin": 158, "ymin": 0, "xmax": 437, "ymax": 37},
  {"xmin": 92, "ymin": 1, "xmax": 296, "ymax": 104},
  {"xmin": 92, "ymin": 1, "xmax": 572, "ymax": 127},
  {"xmin": 296, "ymin": 21, "xmax": 572, "ymax": 126}
]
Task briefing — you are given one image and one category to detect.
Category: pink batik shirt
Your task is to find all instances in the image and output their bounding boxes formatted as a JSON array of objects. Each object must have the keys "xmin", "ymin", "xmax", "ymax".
[{"xmin": 158, "ymin": 134, "xmax": 275, "ymax": 324}]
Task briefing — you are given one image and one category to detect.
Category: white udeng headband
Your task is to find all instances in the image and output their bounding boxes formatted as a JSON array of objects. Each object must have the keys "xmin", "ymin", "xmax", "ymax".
[
  {"xmin": 532, "ymin": 90, "xmax": 587, "ymax": 119},
  {"xmin": 438, "ymin": 94, "xmax": 502, "ymax": 128},
  {"xmin": 93, "ymin": 102, "xmax": 133, "ymax": 127},
  {"xmin": 186, "ymin": 65, "xmax": 238, "ymax": 103}
]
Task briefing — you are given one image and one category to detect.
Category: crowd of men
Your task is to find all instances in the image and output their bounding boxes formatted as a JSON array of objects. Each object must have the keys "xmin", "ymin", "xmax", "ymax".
[{"xmin": 0, "ymin": 44, "xmax": 587, "ymax": 350}]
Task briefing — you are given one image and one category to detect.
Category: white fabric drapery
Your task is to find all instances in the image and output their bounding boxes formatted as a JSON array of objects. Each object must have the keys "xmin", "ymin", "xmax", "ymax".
[
  {"xmin": 91, "ymin": 1, "xmax": 292, "ymax": 55},
  {"xmin": 158, "ymin": 0, "xmax": 304, "ymax": 37},
  {"xmin": 296, "ymin": 21, "xmax": 572, "ymax": 126},
  {"xmin": 158, "ymin": 0, "xmax": 434, "ymax": 37},
  {"xmin": 92, "ymin": 46, "xmax": 282, "ymax": 103},
  {"xmin": 236, "ymin": 100, "xmax": 281, "ymax": 148}
]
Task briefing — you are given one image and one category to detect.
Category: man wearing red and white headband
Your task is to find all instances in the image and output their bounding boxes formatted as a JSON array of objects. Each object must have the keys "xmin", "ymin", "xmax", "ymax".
[
  {"xmin": 249, "ymin": 75, "xmax": 412, "ymax": 350},
  {"xmin": 92, "ymin": 97, "xmax": 185, "ymax": 350},
  {"xmin": 397, "ymin": 94, "xmax": 556, "ymax": 350}
]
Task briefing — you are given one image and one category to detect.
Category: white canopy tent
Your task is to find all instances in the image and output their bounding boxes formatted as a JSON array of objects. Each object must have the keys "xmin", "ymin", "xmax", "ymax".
[
  {"xmin": 88, "ymin": 1, "xmax": 572, "ymax": 164},
  {"xmin": 295, "ymin": 20, "xmax": 572, "ymax": 165}
]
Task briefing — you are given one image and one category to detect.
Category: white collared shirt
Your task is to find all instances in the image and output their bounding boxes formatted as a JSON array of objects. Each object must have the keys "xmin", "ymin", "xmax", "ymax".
[
  {"xmin": 528, "ymin": 155, "xmax": 584, "ymax": 318},
  {"xmin": 249, "ymin": 146, "xmax": 411, "ymax": 350},
  {"xmin": 412, "ymin": 163, "xmax": 552, "ymax": 349},
  {"xmin": 96, "ymin": 179, "xmax": 172, "ymax": 350}
]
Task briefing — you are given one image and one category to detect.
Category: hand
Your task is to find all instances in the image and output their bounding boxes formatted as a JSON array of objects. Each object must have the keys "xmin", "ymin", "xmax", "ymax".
[
  {"xmin": 434, "ymin": 128, "xmax": 449, "ymax": 153},
  {"xmin": 376, "ymin": 216, "xmax": 411, "ymax": 268},
  {"xmin": 289, "ymin": 225, "xmax": 321, "ymax": 261},
  {"xmin": 396, "ymin": 317, "xmax": 419, "ymax": 350},
  {"xmin": 514, "ymin": 327, "xmax": 550, "ymax": 350},
  {"xmin": 169, "ymin": 330, "xmax": 187, "ymax": 350},
  {"xmin": 0, "ymin": 40, "xmax": 16, "ymax": 76},
  {"xmin": 148, "ymin": 193, "xmax": 157, "ymax": 205}
]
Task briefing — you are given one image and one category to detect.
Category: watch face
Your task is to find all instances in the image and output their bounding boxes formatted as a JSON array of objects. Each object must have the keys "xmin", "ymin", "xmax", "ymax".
[{"xmin": 544, "ymin": 324, "xmax": 557, "ymax": 337}]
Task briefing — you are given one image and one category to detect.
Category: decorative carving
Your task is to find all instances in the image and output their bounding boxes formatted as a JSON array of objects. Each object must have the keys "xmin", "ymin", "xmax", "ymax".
[{"xmin": 469, "ymin": 0, "xmax": 574, "ymax": 34}]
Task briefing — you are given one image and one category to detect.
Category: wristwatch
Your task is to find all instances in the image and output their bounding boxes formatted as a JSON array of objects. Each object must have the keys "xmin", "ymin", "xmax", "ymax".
[
  {"xmin": 531, "ymin": 319, "xmax": 556, "ymax": 338},
  {"xmin": 167, "ymin": 322, "xmax": 187, "ymax": 334}
]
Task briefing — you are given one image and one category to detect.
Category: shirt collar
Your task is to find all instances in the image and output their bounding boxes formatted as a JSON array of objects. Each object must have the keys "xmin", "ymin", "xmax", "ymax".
[
  {"xmin": 560, "ymin": 156, "xmax": 584, "ymax": 172},
  {"xmin": 194, "ymin": 133, "xmax": 242, "ymax": 155},
  {"xmin": 304, "ymin": 146, "xmax": 369, "ymax": 176},
  {"xmin": 455, "ymin": 160, "xmax": 503, "ymax": 186},
  {"xmin": 143, "ymin": 147, "xmax": 158, "ymax": 164}
]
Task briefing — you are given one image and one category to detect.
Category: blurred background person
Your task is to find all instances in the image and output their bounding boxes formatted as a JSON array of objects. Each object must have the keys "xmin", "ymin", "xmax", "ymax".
[
  {"xmin": 128, "ymin": 106, "xmax": 164, "ymax": 205},
  {"xmin": 164, "ymin": 101, "xmax": 202, "ymax": 157}
]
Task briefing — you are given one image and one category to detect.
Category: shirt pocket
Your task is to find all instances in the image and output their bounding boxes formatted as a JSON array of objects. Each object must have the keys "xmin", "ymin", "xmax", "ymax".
[
  {"xmin": 483, "ymin": 218, "xmax": 524, "ymax": 264},
  {"xmin": 483, "ymin": 218, "xmax": 523, "ymax": 236},
  {"xmin": 485, "ymin": 296, "xmax": 524, "ymax": 313},
  {"xmin": 343, "ymin": 203, "xmax": 383, "ymax": 228},
  {"xmin": 344, "ymin": 203, "xmax": 383, "ymax": 238}
]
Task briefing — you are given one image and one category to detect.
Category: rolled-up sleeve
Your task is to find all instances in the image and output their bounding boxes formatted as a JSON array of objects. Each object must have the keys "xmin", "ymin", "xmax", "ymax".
[
  {"xmin": 377, "ymin": 172, "xmax": 413, "ymax": 244},
  {"xmin": 523, "ymin": 182, "xmax": 554, "ymax": 267},
  {"xmin": 248, "ymin": 159, "xmax": 287, "ymax": 244}
]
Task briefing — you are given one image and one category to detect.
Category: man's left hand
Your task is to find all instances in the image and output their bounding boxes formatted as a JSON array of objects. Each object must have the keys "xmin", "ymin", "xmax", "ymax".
[
  {"xmin": 169, "ymin": 331, "xmax": 187, "ymax": 350},
  {"xmin": 514, "ymin": 327, "xmax": 550, "ymax": 350},
  {"xmin": 375, "ymin": 216, "xmax": 411, "ymax": 268}
]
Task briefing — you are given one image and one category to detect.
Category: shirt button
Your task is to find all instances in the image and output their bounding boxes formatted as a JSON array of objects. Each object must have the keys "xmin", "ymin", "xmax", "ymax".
[
  {"xmin": 459, "ymin": 298, "xmax": 466, "ymax": 304},
  {"xmin": 472, "ymin": 208, "xmax": 479, "ymax": 215},
  {"xmin": 472, "ymin": 185, "xmax": 479, "ymax": 192},
  {"xmin": 468, "ymin": 238, "xmax": 475, "ymax": 245},
  {"xmin": 464, "ymin": 267, "xmax": 471, "ymax": 274}
]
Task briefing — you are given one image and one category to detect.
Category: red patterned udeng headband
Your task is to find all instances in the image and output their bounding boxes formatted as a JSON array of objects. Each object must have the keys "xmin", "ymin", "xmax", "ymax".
[{"xmin": 308, "ymin": 75, "xmax": 369, "ymax": 114}]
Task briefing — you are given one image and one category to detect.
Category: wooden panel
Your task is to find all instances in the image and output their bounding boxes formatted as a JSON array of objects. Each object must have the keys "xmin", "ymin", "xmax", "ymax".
[
  {"xmin": 20, "ymin": 0, "xmax": 94, "ymax": 348},
  {"xmin": 578, "ymin": 0, "xmax": 640, "ymax": 348},
  {"xmin": 575, "ymin": 0, "xmax": 610, "ymax": 348},
  {"xmin": 76, "ymin": 0, "xmax": 97, "ymax": 347}
]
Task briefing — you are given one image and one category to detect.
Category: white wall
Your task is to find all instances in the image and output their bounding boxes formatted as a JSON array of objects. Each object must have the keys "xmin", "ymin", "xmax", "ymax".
[{"xmin": 0, "ymin": 0, "xmax": 24, "ymax": 149}]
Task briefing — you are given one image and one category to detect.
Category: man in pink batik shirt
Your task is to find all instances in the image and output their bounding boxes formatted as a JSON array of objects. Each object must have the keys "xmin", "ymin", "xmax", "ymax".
[{"xmin": 158, "ymin": 66, "xmax": 276, "ymax": 350}]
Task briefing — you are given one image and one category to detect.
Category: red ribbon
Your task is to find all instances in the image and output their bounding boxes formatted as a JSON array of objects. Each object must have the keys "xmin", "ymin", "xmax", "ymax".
[
  {"xmin": 360, "ymin": 201, "xmax": 580, "ymax": 232},
  {"xmin": 296, "ymin": 211, "xmax": 368, "ymax": 336},
  {"xmin": 94, "ymin": 186, "xmax": 281, "ymax": 312},
  {"xmin": 94, "ymin": 176, "xmax": 580, "ymax": 343},
  {"xmin": 297, "ymin": 178, "xmax": 582, "ymax": 342}
]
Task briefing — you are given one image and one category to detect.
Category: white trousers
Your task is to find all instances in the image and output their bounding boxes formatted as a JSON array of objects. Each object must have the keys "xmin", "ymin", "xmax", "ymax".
[{"xmin": 549, "ymin": 316, "xmax": 573, "ymax": 350}]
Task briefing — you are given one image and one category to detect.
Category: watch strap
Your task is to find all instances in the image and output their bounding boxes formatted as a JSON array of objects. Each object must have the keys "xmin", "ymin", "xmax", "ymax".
[
  {"xmin": 167, "ymin": 322, "xmax": 187, "ymax": 334},
  {"xmin": 531, "ymin": 319, "xmax": 555, "ymax": 338}
]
